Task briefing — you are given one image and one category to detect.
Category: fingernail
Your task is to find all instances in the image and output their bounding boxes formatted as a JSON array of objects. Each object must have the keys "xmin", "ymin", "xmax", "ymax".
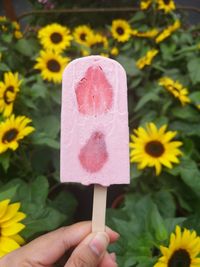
[
  {"xmin": 89, "ymin": 232, "xmax": 109, "ymax": 256},
  {"xmin": 114, "ymin": 232, "xmax": 120, "ymax": 239},
  {"xmin": 107, "ymin": 228, "xmax": 120, "ymax": 238},
  {"xmin": 110, "ymin": 252, "xmax": 117, "ymax": 261}
]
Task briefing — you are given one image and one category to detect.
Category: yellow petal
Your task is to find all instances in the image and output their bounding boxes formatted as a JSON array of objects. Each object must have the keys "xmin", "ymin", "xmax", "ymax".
[
  {"xmin": 9, "ymin": 141, "xmax": 19, "ymax": 151},
  {"xmin": 1, "ymin": 223, "xmax": 25, "ymax": 236},
  {"xmin": 0, "ymin": 236, "xmax": 20, "ymax": 252},
  {"xmin": 155, "ymin": 161, "xmax": 162, "ymax": 175},
  {"xmin": 1, "ymin": 212, "xmax": 26, "ymax": 228},
  {"xmin": 0, "ymin": 203, "xmax": 20, "ymax": 223},
  {"xmin": 0, "ymin": 199, "xmax": 10, "ymax": 219},
  {"xmin": 0, "ymin": 251, "xmax": 6, "ymax": 258},
  {"xmin": 9, "ymin": 234, "xmax": 25, "ymax": 245}
]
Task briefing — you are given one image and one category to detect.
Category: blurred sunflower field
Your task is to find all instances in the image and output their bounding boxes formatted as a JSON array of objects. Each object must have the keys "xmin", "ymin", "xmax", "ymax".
[{"xmin": 1, "ymin": 0, "xmax": 200, "ymax": 266}]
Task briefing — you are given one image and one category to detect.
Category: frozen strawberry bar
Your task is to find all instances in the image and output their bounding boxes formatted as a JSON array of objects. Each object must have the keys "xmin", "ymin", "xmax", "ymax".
[{"xmin": 60, "ymin": 55, "xmax": 129, "ymax": 186}]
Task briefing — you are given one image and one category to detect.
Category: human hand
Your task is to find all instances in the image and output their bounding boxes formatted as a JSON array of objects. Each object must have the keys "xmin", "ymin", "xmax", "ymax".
[{"xmin": 0, "ymin": 221, "xmax": 119, "ymax": 267}]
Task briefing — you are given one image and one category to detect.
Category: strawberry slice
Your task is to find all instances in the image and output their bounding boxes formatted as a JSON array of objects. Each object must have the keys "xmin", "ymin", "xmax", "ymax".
[
  {"xmin": 75, "ymin": 66, "xmax": 113, "ymax": 115},
  {"xmin": 79, "ymin": 131, "xmax": 108, "ymax": 173}
]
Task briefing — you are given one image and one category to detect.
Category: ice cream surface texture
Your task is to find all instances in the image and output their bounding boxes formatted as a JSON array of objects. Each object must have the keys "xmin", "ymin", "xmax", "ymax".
[{"xmin": 60, "ymin": 55, "xmax": 130, "ymax": 186}]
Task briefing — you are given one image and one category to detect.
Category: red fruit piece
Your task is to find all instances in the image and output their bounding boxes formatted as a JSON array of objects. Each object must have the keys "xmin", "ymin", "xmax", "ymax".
[
  {"xmin": 75, "ymin": 66, "xmax": 113, "ymax": 115},
  {"xmin": 79, "ymin": 131, "xmax": 108, "ymax": 173}
]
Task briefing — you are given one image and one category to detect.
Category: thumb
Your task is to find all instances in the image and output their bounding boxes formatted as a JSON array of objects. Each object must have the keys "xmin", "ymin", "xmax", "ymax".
[{"xmin": 65, "ymin": 232, "xmax": 109, "ymax": 267}]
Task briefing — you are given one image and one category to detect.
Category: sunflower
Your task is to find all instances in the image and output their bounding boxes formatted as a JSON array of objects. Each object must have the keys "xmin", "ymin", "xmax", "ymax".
[
  {"xmin": 111, "ymin": 19, "xmax": 131, "ymax": 42},
  {"xmin": 34, "ymin": 50, "xmax": 70, "ymax": 83},
  {"xmin": 38, "ymin": 23, "xmax": 73, "ymax": 52},
  {"xmin": 157, "ymin": 0, "xmax": 176, "ymax": 13},
  {"xmin": 0, "ymin": 199, "xmax": 26, "ymax": 257},
  {"xmin": 140, "ymin": 0, "xmax": 153, "ymax": 10},
  {"xmin": 130, "ymin": 122, "xmax": 182, "ymax": 175},
  {"xmin": 155, "ymin": 20, "xmax": 180, "ymax": 43},
  {"xmin": 159, "ymin": 77, "xmax": 191, "ymax": 105},
  {"xmin": 136, "ymin": 49, "xmax": 159, "ymax": 69},
  {"xmin": 73, "ymin": 25, "xmax": 93, "ymax": 46},
  {"xmin": 87, "ymin": 33, "xmax": 108, "ymax": 50},
  {"xmin": 154, "ymin": 225, "xmax": 200, "ymax": 267},
  {"xmin": 0, "ymin": 72, "xmax": 22, "ymax": 117},
  {"xmin": 0, "ymin": 115, "xmax": 35, "ymax": 154}
]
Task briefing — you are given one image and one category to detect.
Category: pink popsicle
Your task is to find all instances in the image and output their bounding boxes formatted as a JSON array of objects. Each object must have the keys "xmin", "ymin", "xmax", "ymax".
[{"xmin": 60, "ymin": 55, "xmax": 129, "ymax": 187}]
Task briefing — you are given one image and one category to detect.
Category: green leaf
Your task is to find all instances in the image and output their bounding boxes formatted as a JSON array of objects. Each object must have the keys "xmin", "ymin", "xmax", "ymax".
[
  {"xmin": 135, "ymin": 90, "xmax": 160, "ymax": 111},
  {"xmin": 30, "ymin": 83, "xmax": 48, "ymax": 99},
  {"xmin": 182, "ymin": 138, "xmax": 194, "ymax": 157},
  {"xmin": 171, "ymin": 106, "xmax": 199, "ymax": 121},
  {"xmin": 140, "ymin": 111, "xmax": 157, "ymax": 125},
  {"xmin": 0, "ymin": 62, "xmax": 10, "ymax": 71},
  {"xmin": 150, "ymin": 204, "xmax": 168, "ymax": 241},
  {"xmin": 35, "ymin": 115, "xmax": 60, "ymax": 139},
  {"xmin": 50, "ymin": 191, "xmax": 77, "ymax": 223},
  {"xmin": 23, "ymin": 98, "xmax": 37, "ymax": 110},
  {"xmin": 14, "ymin": 38, "xmax": 37, "ymax": 57},
  {"xmin": 130, "ymin": 11, "xmax": 146, "ymax": 22},
  {"xmin": 0, "ymin": 184, "xmax": 19, "ymax": 202},
  {"xmin": 171, "ymin": 121, "xmax": 200, "ymax": 136},
  {"xmin": 116, "ymin": 55, "xmax": 141, "ymax": 76},
  {"xmin": 15, "ymin": 180, "xmax": 31, "ymax": 202},
  {"xmin": 154, "ymin": 191, "xmax": 176, "ymax": 218},
  {"xmin": 32, "ymin": 133, "xmax": 60, "ymax": 149},
  {"xmin": 160, "ymin": 43, "xmax": 176, "ymax": 61},
  {"xmin": 129, "ymin": 76, "xmax": 142, "ymax": 88},
  {"xmin": 30, "ymin": 176, "xmax": 49, "ymax": 204},
  {"xmin": 187, "ymin": 58, "xmax": 200, "ymax": 85},
  {"xmin": 190, "ymin": 92, "xmax": 200, "ymax": 105},
  {"xmin": 121, "ymin": 42, "xmax": 132, "ymax": 52},
  {"xmin": 165, "ymin": 217, "xmax": 186, "ymax": 234},
  {"xmin": 1, "ymin": 33, "xmax": 12, "ymax": 43},
  {"xmin": 154, "ymin": 116, "xmax": 169, "ymax": 127},
  {"xmin": 0, "ymin": 152, "xmax": 10, "ymax": 172},
  {"xmin": 50, "ymin": 89, "xmax": 61, "ymax": 104},
  {"xmin": 180, "ymin": 159, "xmax": 200, "ymax": 196},
  {"xmin": 179, "ymin": 32, "xmax": 193, "ymax": 45},
  {"xmin": 22, "ymin": 206, "xmax": 66, "ymax": 239}
]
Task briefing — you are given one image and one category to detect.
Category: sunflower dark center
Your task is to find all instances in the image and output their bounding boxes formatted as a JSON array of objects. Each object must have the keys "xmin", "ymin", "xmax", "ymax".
[
  {"xmin": 164, "ymin": 0, "xmax": 170, "ymax": 4},
  {"xmin": 50, "ymin": 32, "xmax": 62, "ymax": 44},
  {"xmin": 3, "ymin": 86, "xmax": 14, "ymax": 104},
  {"xmin": 47, "ymin": 59, "xmax": 61, "ymax": 72},
  {"xmin": 80, "ymin": 33, "xmax": 86, "ymax": 41},
  {"xmin": 168, "ymin": 249, "xmax": 191, "ymax": 267},
  {"xmin": 2, "ymin": 128, "xmax": 18, "ymax": 143},
  {"xmin": 116, "ymin": 27, "xmax": 124, "ymax": 35},
  {"xmin": 145, "ymin": 140, "xmax": 164, "ymax": 157}
]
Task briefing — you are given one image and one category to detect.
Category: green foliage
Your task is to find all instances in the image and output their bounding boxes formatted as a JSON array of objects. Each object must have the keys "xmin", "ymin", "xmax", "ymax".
[
  {"xmin": 1, "ymin": 177, "xmax": 77, "ymax": 240},
  {"xmin": 107, "ymin": 194, "xmax": 186, "ymax": 267}
]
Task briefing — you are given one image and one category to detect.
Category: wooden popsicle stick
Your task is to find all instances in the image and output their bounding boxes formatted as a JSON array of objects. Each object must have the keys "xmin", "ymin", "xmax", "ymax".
[{"xmin": 92, "ymin": 184, "xmax": 107, "ymax": 232}]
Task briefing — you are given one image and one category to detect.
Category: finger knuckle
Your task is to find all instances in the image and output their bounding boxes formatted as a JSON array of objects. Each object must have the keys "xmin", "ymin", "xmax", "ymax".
[{"xmin": 70, "ymin": 255, "xmax": 91, "ymax": 267}]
